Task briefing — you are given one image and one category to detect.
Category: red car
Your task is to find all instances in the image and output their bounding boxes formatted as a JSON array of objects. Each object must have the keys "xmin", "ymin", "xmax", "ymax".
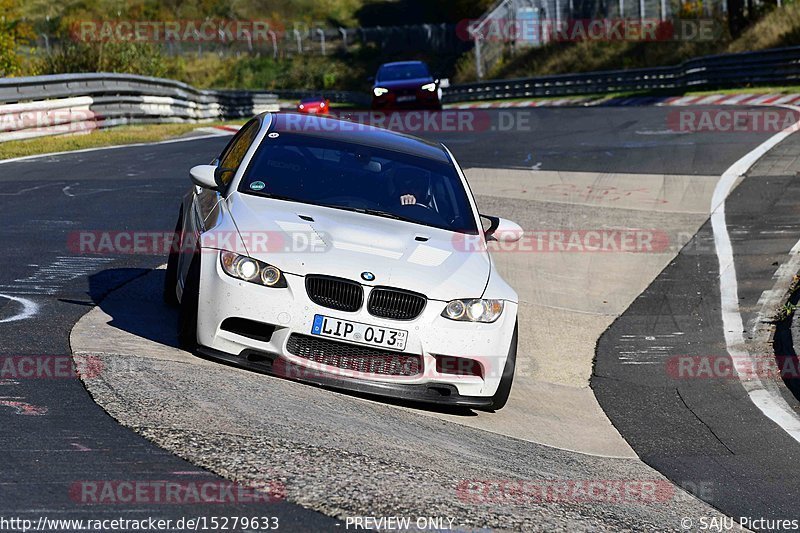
[
  {"xmin": 297, "ymin": 97, "xmax": 330, "ymax": 114},
  {"xmin": 371, "ymin": 61, "xmax": 442, "ymax": 110}
]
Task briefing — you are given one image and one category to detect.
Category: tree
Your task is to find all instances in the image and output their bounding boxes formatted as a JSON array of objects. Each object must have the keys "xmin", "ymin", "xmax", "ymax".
[
  {"xmin": 727, "ymin": 0, "xmax": 747, "ymax": 38},
  {"xmin": 0, "ymin": 0, "xmax": 33, "ymax": 77}
]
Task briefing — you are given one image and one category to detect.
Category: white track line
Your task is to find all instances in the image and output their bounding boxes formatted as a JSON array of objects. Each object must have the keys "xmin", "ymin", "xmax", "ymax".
[
  {"xmin": 0, "ymin": 132, "xmax": 231, "ymax": 166},
  {"xmin": 712, "ymin": 105, "xmax": 800, "ymax": 442},
  {"xmin": 0, "ymin": 294, "xmax": 39, "ymax": 323}
]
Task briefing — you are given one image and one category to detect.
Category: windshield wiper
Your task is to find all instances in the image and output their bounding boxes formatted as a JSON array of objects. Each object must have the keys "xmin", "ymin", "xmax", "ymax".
[
  {"xmin": 255, "ymin": 192, "xmax": 298, "ymax": 202},
  {"xmin": 325, "ymin": 205, "xmax": 415, "ymax": 223}
]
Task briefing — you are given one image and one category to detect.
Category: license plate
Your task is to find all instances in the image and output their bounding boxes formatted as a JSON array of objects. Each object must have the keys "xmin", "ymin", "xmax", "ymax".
[
  {"xmin": 311, "ymin": 315, "xmax": 407, "ymax": 351},
  {"xmin": 397, "ymin": 95, "xmax": 416, "ymax": 102}
]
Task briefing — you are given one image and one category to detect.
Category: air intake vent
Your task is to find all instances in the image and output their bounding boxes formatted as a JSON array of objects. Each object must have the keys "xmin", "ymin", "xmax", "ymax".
[
  {"xmin": 367, "ymin": 288, "xmax": 426, "ymax": 320},
  {"xmin": 286, "ymin": 334, "xmax": 421, "ymax": 376},
  {"xmin": 305, "ymin": 275, "xmax": 363, "ymax": 312}
]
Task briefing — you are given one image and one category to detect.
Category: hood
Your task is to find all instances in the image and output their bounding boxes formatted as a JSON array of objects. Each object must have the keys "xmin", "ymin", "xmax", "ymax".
[
  {"xmin": 225, "ymin": 192, "xmax": 489, "ymax": 301},
  {"xmin": 375, "ymin": 77, "xmax": 433, "ymax": 91}
]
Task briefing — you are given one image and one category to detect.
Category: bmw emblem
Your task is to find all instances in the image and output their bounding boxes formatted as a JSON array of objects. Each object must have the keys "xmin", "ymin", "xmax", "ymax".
[{"xmin": 361, "ymin": 272, "xmax": 375, "ymax": 281}]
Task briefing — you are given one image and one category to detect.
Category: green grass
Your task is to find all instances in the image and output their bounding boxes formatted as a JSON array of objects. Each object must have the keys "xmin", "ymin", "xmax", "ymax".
[{"xmin": 0, "ymin": 121, "xmax": 243, "ymax": 160}]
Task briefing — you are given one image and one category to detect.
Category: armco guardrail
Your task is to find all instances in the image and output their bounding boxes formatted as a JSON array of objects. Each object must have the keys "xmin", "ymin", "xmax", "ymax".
[
  {"xmin": 4, "ymin": 44, "xmax": 800, "ymax": 142},
  {"xmin": 0, "ymin": 73, "xmax": 280, "ymax": 142},
  {"xmin": 271, "ymin": 89, "xmax": 371, "ymax": 108},
  {"xmin": 441, "ymin": 46, "xmax": 800, "ymax": 103}
]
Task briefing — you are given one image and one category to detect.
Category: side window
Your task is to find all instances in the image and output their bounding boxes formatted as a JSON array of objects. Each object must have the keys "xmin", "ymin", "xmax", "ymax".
[{"xmin": 217, "ymin": 119, "xmax": 260, "ymax": 186}]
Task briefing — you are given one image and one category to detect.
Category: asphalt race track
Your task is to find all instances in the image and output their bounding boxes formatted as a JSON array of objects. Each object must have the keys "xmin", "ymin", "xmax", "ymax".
[
  {"xmin": 1, "ymin": 106, "xmax": 798, "ymax": 530},
  {"xmin": 0, "ymin": 135, "xmax": 335, "ymax": 529},
  {"xmin": 593, "ymin": 132, "xmax": 800, "ymax": 523}
]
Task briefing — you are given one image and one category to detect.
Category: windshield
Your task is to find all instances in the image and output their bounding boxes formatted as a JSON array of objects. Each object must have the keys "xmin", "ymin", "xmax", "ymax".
[
  {"xmin": 239, "ymin": 132, "xmax": 478, "ymax": 234},
  {"xmin": 376, "ymin": 63, "xmax": 431, "ymax": 82}
]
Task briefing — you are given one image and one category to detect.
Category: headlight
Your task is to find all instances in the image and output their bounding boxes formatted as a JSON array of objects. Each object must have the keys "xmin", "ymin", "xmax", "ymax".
[
  {"xmin": 220, "ymin": 251, "xmax": 287, "ymax": 288},
  {"xmin": 442, "ymin": 299, "xmax": 503, "ymax": 323},
  {"xmin": 421, "ymin": 82, "xmax": 437, "ymax": 92},
  {"xmin": 373, "ymin": 87, "xmax": 389, "ymax": 96}
]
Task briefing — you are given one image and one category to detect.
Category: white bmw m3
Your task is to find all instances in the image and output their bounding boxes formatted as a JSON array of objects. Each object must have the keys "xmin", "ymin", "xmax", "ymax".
[{"xmin": 164, "ymin": 112, "xmax": 522, "ymax": 410}]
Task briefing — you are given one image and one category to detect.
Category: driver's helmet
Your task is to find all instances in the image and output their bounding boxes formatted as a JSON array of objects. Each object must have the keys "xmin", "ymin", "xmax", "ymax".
[{"xmin": 392, "ymin": 166, "xmax": 432, "ymax": 206}]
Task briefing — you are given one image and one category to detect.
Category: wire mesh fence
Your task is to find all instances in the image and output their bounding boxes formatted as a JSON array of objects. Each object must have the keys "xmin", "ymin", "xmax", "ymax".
[
  {"xmin": 467, "ymin": 0, "xmax": 733, "ymax": 78},
  {"xmin": 33, "ymin": 22, "xmax": 471, "ymax": 60}
]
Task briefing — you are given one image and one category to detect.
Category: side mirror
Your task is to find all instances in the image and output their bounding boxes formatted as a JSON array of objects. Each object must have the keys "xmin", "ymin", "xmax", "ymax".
[
  {"xmin": 189, "ymin": 164, "xmax": 219, "ymax": 189},
  {"xmin": 482, "ymin": 215, "xmax": 523, "ymax": 242},
  {"xmin": 367, "ymin": 76, "xmax": 375, "ymax": 83}
]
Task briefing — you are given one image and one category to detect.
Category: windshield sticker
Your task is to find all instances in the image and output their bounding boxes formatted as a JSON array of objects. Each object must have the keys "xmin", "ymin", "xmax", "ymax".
[{"xmin": 249, "ymin": 181, "xmax": 266, "ymax": 191}]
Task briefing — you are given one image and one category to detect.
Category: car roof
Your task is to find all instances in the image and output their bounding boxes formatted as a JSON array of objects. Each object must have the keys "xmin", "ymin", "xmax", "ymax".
[
  {"xmin": 299, "ymin": 97, "xmax": 326, "ymax": 103},
  {"xmin": 265, "ymin": 113, "xmax": 450, "ymax": 164}
]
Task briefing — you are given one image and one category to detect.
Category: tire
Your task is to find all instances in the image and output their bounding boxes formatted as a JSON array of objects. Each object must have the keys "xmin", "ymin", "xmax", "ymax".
[
  {"xmin": 489, "ymin": 322, "xmax": 518, "ymax": 411},
  {"xmin": 163, "ymin": 210, "xmax": 183, "ymax": 307},
  {"xmin": 177, "ymin": 253, "xmax": 200, "ymax": 351}
]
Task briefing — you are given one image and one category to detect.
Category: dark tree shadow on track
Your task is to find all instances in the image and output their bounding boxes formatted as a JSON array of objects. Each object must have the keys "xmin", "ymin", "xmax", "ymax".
[{"xmin": 773, "ymin": 288, "xmax": 800, "ymax": 403}]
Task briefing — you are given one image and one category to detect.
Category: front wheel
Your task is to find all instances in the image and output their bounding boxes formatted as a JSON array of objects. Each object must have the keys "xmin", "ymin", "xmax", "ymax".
[
  {"xmin": 177, "ymin": 253, "xmax": 200, "ymax": 351},
  {"xmin": 489, "ymin": 322, "xmax": 517, "ymax": 411},
  {"xmin": 163, "ymin": 210, "xmax": 183, "ymax": 307}
]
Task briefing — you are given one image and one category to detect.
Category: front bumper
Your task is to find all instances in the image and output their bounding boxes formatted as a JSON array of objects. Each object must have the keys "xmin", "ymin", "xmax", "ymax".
[
  {"xmin": 196, "ymin": 250, "xmax": 518, "ymax": 404},
  {"xmin": 196, "ymin": 345, "xmax": 494, "ymax": 408},
  {"xmin": 371, "ymin": 91, "xmax": 441, "ymax": 110}
]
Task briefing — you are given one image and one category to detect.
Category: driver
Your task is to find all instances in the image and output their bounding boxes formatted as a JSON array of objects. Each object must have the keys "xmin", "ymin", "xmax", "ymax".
[{"xmin": 393, "ymin": 167, "xmax": 432, "ymax": 207}]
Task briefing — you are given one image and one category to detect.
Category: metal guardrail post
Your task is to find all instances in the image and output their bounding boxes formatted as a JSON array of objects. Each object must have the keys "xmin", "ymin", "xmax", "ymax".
[
  {"xmin": 556, "ymin": 0, "xmax": 562, "ymax": 27},
  {"xmin": 294, "ymin": 29, "xmax": 303, "ymax": 54},
  {"xmin": 317, "ymin": 28, "xmax": 326, "ymax": 55},
  {"xmin": 268, "ymin": 30, "xmax": 278, "ymax": 58},
  {"xmin": 473, "ymin": 33, "xmax": 484, "ymax": 80},
  {"xmin": 241, "ymin": 29, "xmax": 253, "ymax": 53}
]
